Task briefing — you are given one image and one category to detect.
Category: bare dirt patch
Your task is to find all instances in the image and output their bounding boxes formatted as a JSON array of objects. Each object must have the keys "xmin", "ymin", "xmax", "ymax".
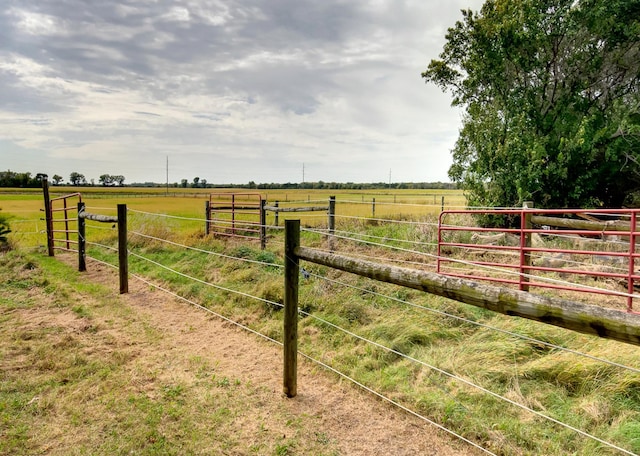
[{"xmin": 75, "ymin": 258, "xmax": 478, "ymax": 455}]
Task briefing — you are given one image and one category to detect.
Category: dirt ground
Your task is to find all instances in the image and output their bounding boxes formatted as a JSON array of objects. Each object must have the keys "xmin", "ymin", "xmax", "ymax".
[{"xmin": 74, "ymin": 259, "xmax": 480, "ymax": 456}]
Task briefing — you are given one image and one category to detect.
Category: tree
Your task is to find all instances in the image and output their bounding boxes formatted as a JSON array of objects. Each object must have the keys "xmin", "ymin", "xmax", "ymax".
[
  {"xmin": 423, "ymin": 0, "xmax": 640, "ymax": 213},
  {"xmin": 69, "ymin": 172, "xmax": 86, "ymax": 186},
  {"xmin": 113, "ymin": 175, "xmax": 125, "ymax": 186},
  {"xmin": 52, "ymin": 174, "xmax": 63, "ymax": 186},
  {"xmin": 99, "ymin": 174, "xmax": 113, "ymax": 186},
  {"xmin": 192, "ymin": 177, "xmax": 200, "ymax": 188},
  {"xmin": 180, "ymin": 179, "xmax": 188, "ymax": 188}
]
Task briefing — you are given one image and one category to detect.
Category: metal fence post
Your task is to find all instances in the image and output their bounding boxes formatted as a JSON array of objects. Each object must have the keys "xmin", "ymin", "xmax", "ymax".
[
  {"xmin": 283, "ymin": 219, "xmax": 300, "ymax": 398},
  {"xmin": 260, "ymin": 199, "xmax": 266, "ymax": 250},
  {"xmin": 521, "ymin": 201, "xmax": 534, "ymax": 292},
  {"xmin": 78, "ymin": 202, "xmax": 86, "ymax": 272}
]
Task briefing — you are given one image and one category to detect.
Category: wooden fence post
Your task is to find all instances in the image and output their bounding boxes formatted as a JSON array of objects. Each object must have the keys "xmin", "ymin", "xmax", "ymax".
[
  {"xmin": 260, "ymin": 199, "xmax": 266, "ymax": 250},
  {"xmin": 205, "ymin": 201, "xmax": 210, "ymax": 236},
  {"xmin": 372, "ymin": 198, "xmax": 376, "ymax": 218},
  {"xmin": 441, "ymin": 196, "xmax": 445, "ymax": 212},
  {"xmin": 41, "ymin": 176, "xmax": 54, "ymax": 257},
  {"xmin": 283, "ymin": 219, "xmax": 300, "ymax": 398},
  {"xmin": 521, "ymin": 201, "xmax": 534, "ymax": 292},
  {"xmin": 78, "ymin": 202, "xmax": 86, "ymax": 272},
  {"xmin": 275, "ymin": 201, "xmax": 279, "ymax": 227},
  {"xmin": 328, "ymin": 196, "xmax": 335, "ymax": 234},
  {"xmin": 117, "ymin": 204, "xmax": 128, "ymax": 294}
]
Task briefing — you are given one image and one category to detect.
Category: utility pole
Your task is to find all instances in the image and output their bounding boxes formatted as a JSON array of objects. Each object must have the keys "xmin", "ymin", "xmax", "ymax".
[{"xmin": 166, "ymin": 156, "xmax": 169, "ymax": 195}]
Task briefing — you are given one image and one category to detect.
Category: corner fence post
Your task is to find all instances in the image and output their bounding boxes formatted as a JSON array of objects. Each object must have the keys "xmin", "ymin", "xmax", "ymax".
[
  {"xmin": 260, "ymin": 199, "xmax": 266, "ymax": 250},
  {"xmin": 521, "ymin": 201, "xmax": 534, "ymax": 292},
  {"xmin": 41, "ymin": 176, "xmax": 54, "ymax": 257},
  {"xmin": 117, "ymin": 204, "xmax": 128, "ymax": 294},
  {"xmin": 283, "ymin": 219, "xmax": 300, "ymax": 398},
  {"xmin": 78, "ymin": 202, "xmax": 86, "ymax": 272}
]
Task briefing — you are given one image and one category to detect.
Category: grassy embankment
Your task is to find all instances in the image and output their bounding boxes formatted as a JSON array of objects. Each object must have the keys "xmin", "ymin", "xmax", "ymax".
[{"xmin": 2, "ymin": 187, "xmax": 639, "ymax": 455}]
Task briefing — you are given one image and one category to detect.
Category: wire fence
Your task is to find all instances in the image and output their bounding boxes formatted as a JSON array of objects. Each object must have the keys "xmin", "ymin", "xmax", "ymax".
[{"xmin": 5, "ymin": 195, "xmax": 640, "ymax": 455}]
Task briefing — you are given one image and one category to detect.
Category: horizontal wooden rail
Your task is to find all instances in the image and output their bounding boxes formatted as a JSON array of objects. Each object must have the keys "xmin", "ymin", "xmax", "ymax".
[
  {"xmin": 264, "ymin": 205, "xmax": 328, "ymax": 213},
  {"xmin": 78, "ymin": 210, "xmax": 118, "ymax": 223},
  {"xmin": 295, "ymin": 246, "xmax": 640, "ymax": 346},
  {"xmin": 531, "ymin": 215, "xmax": 631, "ymax": 232}
]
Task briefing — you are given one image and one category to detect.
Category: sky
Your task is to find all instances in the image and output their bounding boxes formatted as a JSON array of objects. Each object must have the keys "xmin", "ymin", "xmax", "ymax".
[{"xmin": 0, "ymin": 0, "xmax": 484, "ymax": 185}]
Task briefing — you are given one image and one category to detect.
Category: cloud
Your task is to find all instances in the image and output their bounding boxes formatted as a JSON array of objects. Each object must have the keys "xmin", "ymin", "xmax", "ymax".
[{"xmin": 0, "ymin": 0, "xmax": 484, "ymax": 183}]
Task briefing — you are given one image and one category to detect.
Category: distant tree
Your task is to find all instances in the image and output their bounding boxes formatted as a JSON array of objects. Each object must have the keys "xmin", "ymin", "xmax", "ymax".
[
  {"xmin": 99, "ymin": 174, "xmax": 113, "ymax": 186},
  {"xmin": 69, "ymin": 172, "xmax": 86, "ymax": 186},
  {"xmin": 52, "ymin": 174, "xmax": 63, "ymax": 186},
  {"xmin": 192, "ymin": 177, "xmax": 200, "ymax": 188},
  {"xmin": 180, "ymin": 179, "xmax": 188, "ymax": 188},
  {"xmin": 113, "ymin": 175, "xmax": 125, "ymax": 186},
  {"xmin": 200, "ymin": 178, "xmax": 207, "ymax": 188}
]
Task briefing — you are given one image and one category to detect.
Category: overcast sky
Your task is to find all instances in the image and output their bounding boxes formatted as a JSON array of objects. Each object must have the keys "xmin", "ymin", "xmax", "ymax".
[{"xmin": 0, "ymin": 0, "xmax": 484, "ymax": 185}]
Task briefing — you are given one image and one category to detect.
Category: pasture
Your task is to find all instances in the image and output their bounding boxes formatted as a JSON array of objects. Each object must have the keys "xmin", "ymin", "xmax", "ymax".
[{"xmin": 2, "ymin": 186, "xmax": 640, "ymax": 456}]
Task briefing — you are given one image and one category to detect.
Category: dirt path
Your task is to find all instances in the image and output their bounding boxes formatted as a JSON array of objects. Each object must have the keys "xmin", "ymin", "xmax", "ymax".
[{"xmin": 75, "ymin": 259, "xmax": 480, "ymax": 456}]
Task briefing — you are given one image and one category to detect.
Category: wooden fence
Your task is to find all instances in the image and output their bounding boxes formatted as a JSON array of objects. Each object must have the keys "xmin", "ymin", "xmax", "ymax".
[{"xmin": 283, "ymin": 219, "xmax": 640, "ymax": 397}]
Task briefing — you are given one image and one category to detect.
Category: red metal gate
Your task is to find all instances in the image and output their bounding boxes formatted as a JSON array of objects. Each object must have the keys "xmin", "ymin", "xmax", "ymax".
[
  {"xmin": 50, "ymin": 192, "xmax": 82, "ymax": 252},
  {"xmin": 438, "ymin": 208, "xmax": 640, "ymax": 312},
  {"xmin": 206, "ymin": 193, "xmax": 264, "ymax": 242}
]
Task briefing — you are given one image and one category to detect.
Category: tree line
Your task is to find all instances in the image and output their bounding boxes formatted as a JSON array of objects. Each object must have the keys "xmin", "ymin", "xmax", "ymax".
[
  {"xmin": 0, "ymin": 171, "xmax": 126, "ymax": 187},
  {"xmin": 1, "ymin": 170, "xmax": 455, "ymax": 191}
]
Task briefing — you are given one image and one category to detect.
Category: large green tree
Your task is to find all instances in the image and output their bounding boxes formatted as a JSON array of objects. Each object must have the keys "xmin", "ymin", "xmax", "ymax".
[{"xmin": 423, "ymin": 0, "xmax": 640, "ymax": 210}]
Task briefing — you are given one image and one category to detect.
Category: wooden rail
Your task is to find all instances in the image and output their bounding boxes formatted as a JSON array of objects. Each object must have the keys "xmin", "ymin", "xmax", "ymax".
[{"xmin": 531, "ymin": 215, "xmax": 631, "ymax": 232}]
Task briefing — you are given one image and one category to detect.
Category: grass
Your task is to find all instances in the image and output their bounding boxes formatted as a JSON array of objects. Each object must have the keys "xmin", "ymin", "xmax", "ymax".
[
  {"xmin": 3, "ymin": 187, "xmax": 640, "ymax": 455},
  {"xmin": 0, "ymin": 249, "xmax": 343, "ymax": 456}
]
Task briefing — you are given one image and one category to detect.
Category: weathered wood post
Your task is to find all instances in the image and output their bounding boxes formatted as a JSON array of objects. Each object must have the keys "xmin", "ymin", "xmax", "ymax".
[
  {"xmin": 41, "ymin": 175, "xmax": 54, "ymax": 256},
  {"xmin": 441, "ymin": 196, "xmax": 445, "ymax": 213},
  {"xmin": 283, "ymin": 219, "xmax": 300, "ymax": 398},
  {"xmin": 274, "ymin": 201, "xmax": 279, "ymax": 227},
  {"xmin": 204, "ymin": 201, "xmax": 210, "ymax": 236},
  {"xmin": 328, "ymin": 196, "xmax": 336, "ymax": 251},
  {"xmin": 260, "ymin": 199, "xmax": 266, "ymax": 250},
  {"xmin": 117, "ymin": 204, "xmax": 128, "ymax": 294},
  {"xmin": 372, "ymin": 198, "xmax": 376, "ymax": 218},
  {"xmin": 520, "ymin": 201, "xmax": 534, "ymax": 292},
  {"xmin": 328, "ymin": 196, "xmax": 335, "ymax": 234},
  {"xmin": 77, "ymin": 202, "xmax": 86, "ymax": 272}
]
